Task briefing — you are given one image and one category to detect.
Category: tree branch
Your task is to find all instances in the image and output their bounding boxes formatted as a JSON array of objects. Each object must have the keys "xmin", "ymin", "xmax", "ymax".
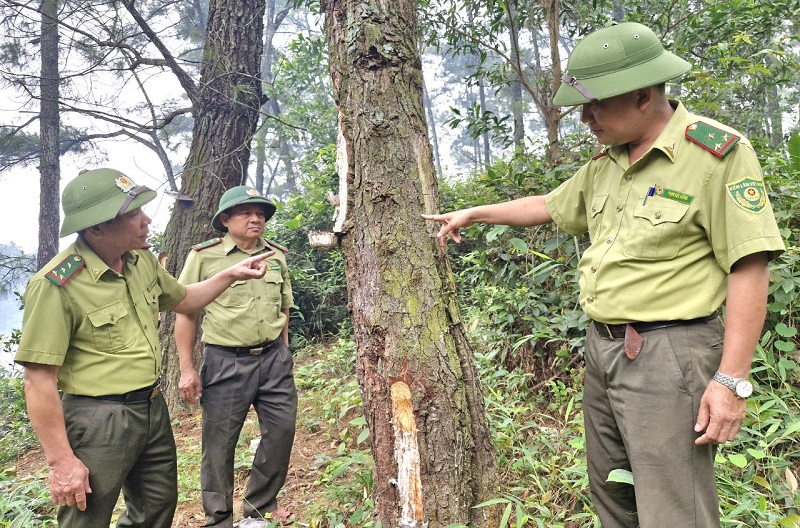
[{"xmin": 121, "ymin": 0, "xmax": 198, "ymax": 104}]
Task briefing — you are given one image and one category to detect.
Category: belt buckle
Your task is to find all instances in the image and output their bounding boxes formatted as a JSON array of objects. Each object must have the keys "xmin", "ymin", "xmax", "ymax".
[
  {"xmin": 248, "ymin": 347, "xmax": 264, "ymax": 356},
  {"xmin": 149, "ymin": 386, "xmax": 161, "ymax": 400}
]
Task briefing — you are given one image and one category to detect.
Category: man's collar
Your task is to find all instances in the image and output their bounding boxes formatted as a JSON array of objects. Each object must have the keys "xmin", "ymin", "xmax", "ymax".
[
  {"xmin": 650, "ymin": 100, "xmax": 688, "ymax": 162},
  {"xmin": 75, "ymin": 236, "xmax": 138, "ymax": 282},
  {"xmin": 222, "ymin": 232, "xmax": 266, "ymax": 255}
]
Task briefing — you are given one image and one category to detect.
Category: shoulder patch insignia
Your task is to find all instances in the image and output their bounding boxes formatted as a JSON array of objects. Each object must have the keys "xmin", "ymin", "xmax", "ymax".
[
  {"xmin": 685, "ymin": 121, "xmax": 740, "ymax": 158},
  {"xmin": 192, "ymin": 237, "xmax": 222, "ymax": 251},
  {"xmin": 45, "ymin": 254, "xmax": 85, "ymax": 287},
  {"xmin": 263, "ymin": 238, "xmax": 288, "ymax": 253},
  {"xmin": 727, "ymin": 177, "xmax": 768, "ymax": 214}
]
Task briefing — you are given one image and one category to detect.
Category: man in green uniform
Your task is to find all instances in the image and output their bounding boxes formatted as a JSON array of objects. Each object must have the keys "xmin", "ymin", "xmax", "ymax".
[
  {"xmin": 14, "ymin": 168, "xmax": 274, "ymax": 528},
  {"xmin": 423, "ymin": 22, "xmax": 784, "ymax": 528},
  {"xmin": 176, "ymin": 186, "xmax": 296, "ymax": 528}
]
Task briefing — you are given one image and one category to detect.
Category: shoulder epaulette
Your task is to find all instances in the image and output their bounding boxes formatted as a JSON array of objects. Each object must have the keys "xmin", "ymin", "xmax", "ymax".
[
  {"xmin": 191, "ymin": 237, "xmax": 222, "ymax": 251},
  {"xmin": 592, "ymin": 148, "xmax": 608, "ymax": 161},
  {"xmin": 45, "ymin": 254, "xmax": 85, "ymax": 287},
  {"xmin": 263, "ymin": 238, "xmax": 288, "ymax": 253},
  {"xmin": 685, "ymin": 121, "xmax": 740, "ymax": 158}
]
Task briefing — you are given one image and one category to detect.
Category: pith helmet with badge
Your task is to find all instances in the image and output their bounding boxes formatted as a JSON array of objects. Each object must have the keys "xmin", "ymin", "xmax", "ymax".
[
  {"xmin": 553, "ymin": 21, "xmax": 691, "ymax": 107},
  {"xmin": 211, "ymin": 186, "xmax": 277, "ymax": 232},
  {"xmin": 60, "ymin": 168, "xmax": 156, "ymax": 237}
]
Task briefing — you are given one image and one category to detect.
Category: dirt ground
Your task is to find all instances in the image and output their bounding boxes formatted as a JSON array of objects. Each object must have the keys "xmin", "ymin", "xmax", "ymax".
[{"xmin": 13, "ymin": 406, "xmax": 337, "ymax": 527}]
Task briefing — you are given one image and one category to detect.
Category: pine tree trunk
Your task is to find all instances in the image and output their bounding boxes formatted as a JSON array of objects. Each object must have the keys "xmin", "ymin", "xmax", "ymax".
[
  {"xmin": 37, "ymin": 0, "xmax": 60, "ymax": 269},
  {"xmin": 322, "ymin": 1, "xmax": 499, "ymax": 525},
  {"xmin": 158, "ymin": 0, "xmax": 267, "ymax": 411}
]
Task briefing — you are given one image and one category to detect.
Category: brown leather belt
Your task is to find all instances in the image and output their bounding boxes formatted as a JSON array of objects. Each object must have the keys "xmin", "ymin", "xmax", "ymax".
[
  {"xmin": 66, "ymin": 380, "xmax": 161, "ymax": 403},
  {"xmin": 209, "ymin": 339, "xmax": 280, "ymax": 356},
  {"xmin": 593, "ymin": 312, "xmax": 719, "ymax": 340}
]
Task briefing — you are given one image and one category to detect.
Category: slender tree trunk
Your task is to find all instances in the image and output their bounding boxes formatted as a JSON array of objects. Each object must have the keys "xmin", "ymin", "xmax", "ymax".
[
  {"xmin": 322, "ymin": 0, "xmax": 499, "ymax": 525},
  {"xmin": 37, "ymin": 0, "xmax": 60, "ymax": 269},
  {"xmin": 158, "ymin": 0, "xmax": 267, "ymax": 411},
  {"xmin": 478, "ymin": 81, "xmax": 491, "ymax": 165},
  {"xmin": 422, "ymin": 78, "xmax": 442, "ymax": 175},
  {"xmin": 507, "ymin": 0, "xmax": 525, "ymax": 149},
  {"xmin": 540, "ymin": 0, "xmax": 562, "ymax": 163}
]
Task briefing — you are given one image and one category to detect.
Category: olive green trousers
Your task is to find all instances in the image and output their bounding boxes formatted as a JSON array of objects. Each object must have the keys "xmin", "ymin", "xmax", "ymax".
[
  {"xmin": 59, "ymin": 393, "xmax": 177, "ymax": 528},
  {"xmin": 583, "ymin": 317, "xmax": 724, "ymax": 528}
]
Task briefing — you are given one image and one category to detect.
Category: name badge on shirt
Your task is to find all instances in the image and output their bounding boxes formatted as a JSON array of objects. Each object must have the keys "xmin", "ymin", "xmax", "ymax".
[{"xmin": 655, "ymin": 186, "xmax": 694, "ymax": 205}]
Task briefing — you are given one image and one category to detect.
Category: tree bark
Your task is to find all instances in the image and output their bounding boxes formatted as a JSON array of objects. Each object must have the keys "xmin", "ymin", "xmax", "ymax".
[
  {"xmin": 158, "ymin": 0, "xmax": 267, "ymax": 411},
  {"xmin": 37, "ymin": 0, "xmax": 60, "ymax": 269},
  {"xmin": 322, "ymin": 0, "xmax": 499, "ymax": 525}
]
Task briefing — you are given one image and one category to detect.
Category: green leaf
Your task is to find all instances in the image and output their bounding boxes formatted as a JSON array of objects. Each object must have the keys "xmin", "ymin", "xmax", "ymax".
[
  {"xmin": 775, "ymin": 322, "xmax": 798, "ymax": 338},
  {"xmin": 606, "ymin": 469, "xmax": 634, "ymax": 485},
  {"xmin": 509, "ymin": 237, "xmax": 528, "ymax": 253},
  {"xmin": 727, "ymin": 453, "xmax": 748, "ymax": 468},
  {"xmin": 349, "ymin": 416, "xmax": 367, "ymax": 426},
  {"xmin": 774, "ymin": 340, "xmax": 796, "ymax": 352},
  {"xmin": 356, "ymin": 428, "xmax": 369, "ymax": 445},
  {"xmin": 788, "ymin": 132, "xmax": 800, "ymax": 172}
]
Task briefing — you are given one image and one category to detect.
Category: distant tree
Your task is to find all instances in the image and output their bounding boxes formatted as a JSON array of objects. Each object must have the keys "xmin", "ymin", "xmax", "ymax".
[
  {"xmin": 155, "ymin": 0, "xmax": 269, "ymax": 410},
  {"xmin": 37, "ymin": 0, "xmax": 60, "ymax": 268},
  {"xmin": 0, "ymin": 243, "xmax": 36, "ymax": 297}
]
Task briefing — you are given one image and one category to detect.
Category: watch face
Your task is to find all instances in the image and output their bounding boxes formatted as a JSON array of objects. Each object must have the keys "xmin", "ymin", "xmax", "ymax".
[{"xmin": 735, "ymin": 379, "xmax": 753, "ymax": 398}]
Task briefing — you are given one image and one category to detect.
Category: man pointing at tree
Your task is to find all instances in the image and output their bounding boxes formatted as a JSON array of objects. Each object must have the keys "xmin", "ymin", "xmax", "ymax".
[
  {"xmin": 424, "ymin": 21, "xmax": 784, "ymax": 528},
  {"xmin": 15, "ymin": 168, "xmax": 274, "ymax": 528}
]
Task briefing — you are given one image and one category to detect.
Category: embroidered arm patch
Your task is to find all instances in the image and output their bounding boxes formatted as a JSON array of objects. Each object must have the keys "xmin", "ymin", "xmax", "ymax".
[{"xmin": 727, "ymin": 177, "xmax": 768, "ymax": 214}]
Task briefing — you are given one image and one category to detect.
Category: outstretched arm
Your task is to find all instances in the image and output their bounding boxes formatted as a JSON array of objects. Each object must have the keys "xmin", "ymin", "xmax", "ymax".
[
  {"xmin": 422, "ymin": 195, "xmax": 552, "ymax": 245},
  {"xmin": 173, "ymin": 251, "xmax": 274, "ymax": 314}
]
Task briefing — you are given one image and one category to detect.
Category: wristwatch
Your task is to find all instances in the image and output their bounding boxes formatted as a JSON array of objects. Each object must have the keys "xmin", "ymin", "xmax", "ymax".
[{"xmin": 712, "ymin": 371, "xmax": 753, "ymax": 399}]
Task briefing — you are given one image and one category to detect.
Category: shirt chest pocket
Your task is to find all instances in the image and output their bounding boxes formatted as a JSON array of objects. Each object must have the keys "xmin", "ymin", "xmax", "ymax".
[
  {"xmin": 588, "ymin": 194, "xmax": 609, "ymax": 239},
  {"xmin": 262, "ymin": 271, "xmax": 284, "ymax": 303},
  {"xmin": 624, "ymin": 199, "xmax": 691, "ymax": 260},
  {"xmin": 87, "ymin": 301, "xmax": 136, "ymax": 352},
  {"xmin": 143, "ymin": 279, "xmax": 162, "ymax": 320},
  {"xmin": 218, "ymin": 280, "xmax": 252, "ymax": 308}
]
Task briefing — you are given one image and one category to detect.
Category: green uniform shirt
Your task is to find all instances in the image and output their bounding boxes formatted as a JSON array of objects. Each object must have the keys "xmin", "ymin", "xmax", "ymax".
[
  {"xmin": 546, "ymin": 101, "xmax": 784, "ymax": 324},
  {"xmin": 14, "ymin": 237, "xmax": 187, "ymax": 396},
  {"xmin": 178, "ymin": 234, "xmax": 293, "ymax": 346}
]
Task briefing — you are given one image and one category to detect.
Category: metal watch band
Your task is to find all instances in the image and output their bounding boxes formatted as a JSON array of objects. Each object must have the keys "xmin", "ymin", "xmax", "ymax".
[{"xmin": 712, "ymin": 370, "xmax": 739, "ymax": 391}]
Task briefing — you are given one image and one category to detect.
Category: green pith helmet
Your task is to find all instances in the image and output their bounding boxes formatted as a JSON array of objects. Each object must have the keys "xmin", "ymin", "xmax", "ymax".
[
  {"xmin": 553, "ymin": 22, "xmax": 691, "ymax": 107},
  {"xmin": 211, "ymin": 186, "xmax": 276, "ymax": 232},
  {"xmin": 60, "ymin": 168, "xmax": 156, "ymax": 237}
]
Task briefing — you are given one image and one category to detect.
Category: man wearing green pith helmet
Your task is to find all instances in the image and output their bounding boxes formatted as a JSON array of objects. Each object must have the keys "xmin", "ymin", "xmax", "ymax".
[
  {"xmin": 175, "ymin": 186, "xmax": 296, "ymax": 527},
  {"xmin": 424, "ymin": 22, "xmax": 784, "ymax": 527},
  {"xmin": 15, "ymin": 168, "xmax": 275, "ymax": 528}
]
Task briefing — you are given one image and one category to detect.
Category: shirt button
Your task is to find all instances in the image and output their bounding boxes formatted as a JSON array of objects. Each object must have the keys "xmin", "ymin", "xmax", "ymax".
[
  {"xmin": 606, "ymin": 237, "xmax": 614, "ymax": 244},
  {"xmin": 655, "ymin": 212, "xmax": 662, "ymax": 219},
  {"xmin": 587, "ymin": 296, "xmax": 595, "ymax": 303},
  {"xmin": 591, "ymin": 266, "xmax": 598, "ymax": 273},
  {"xmin": 616, "ymin": 205, "xmax": 623, "ymax": 212},
  {"xmin": 624, "ymin": 175, "xmax": 632, "ymax": 182},
  {"xmin": 259, "ymin": 319, "xmax": 264, "ymax": 323}
]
